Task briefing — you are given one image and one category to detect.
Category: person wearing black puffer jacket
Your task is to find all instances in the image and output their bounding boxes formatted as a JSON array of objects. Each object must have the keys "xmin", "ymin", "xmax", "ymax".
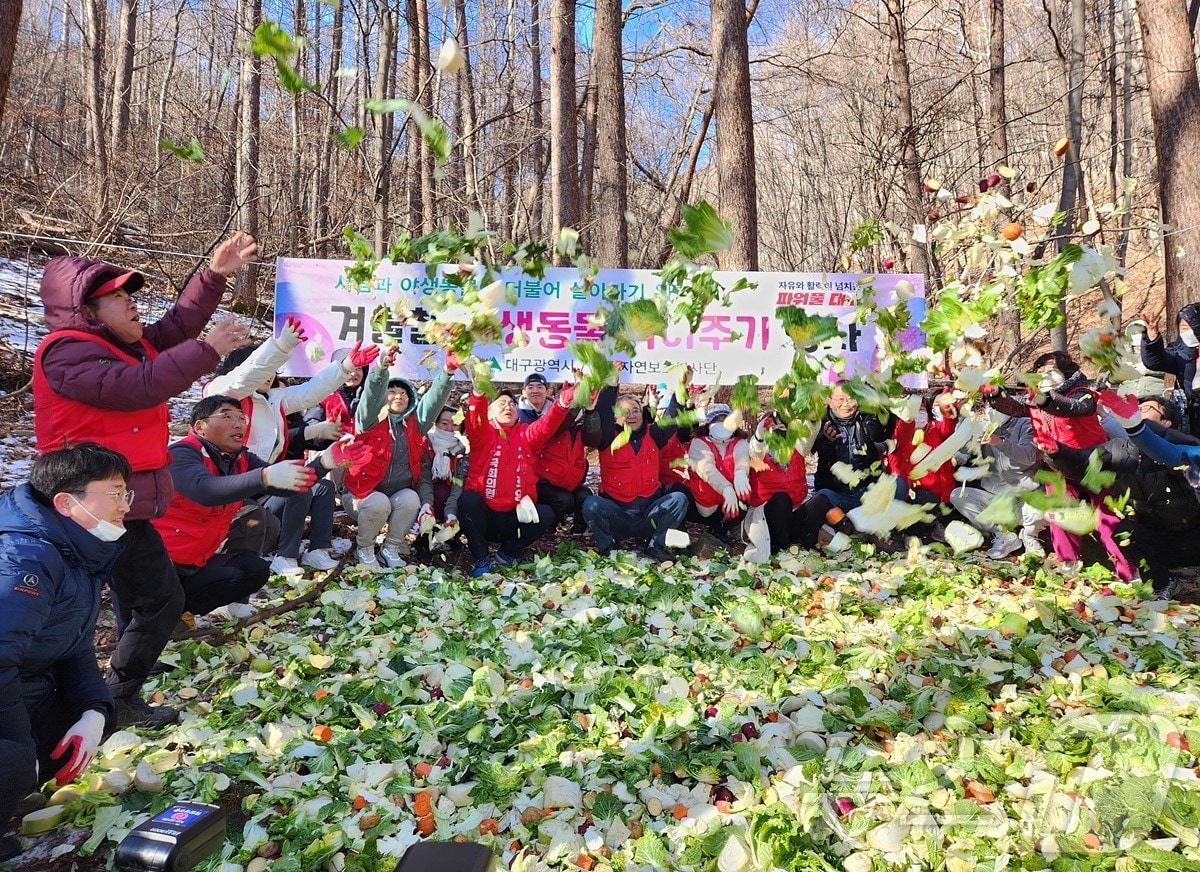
[{"xmin": 1140, "ymin": 302, "xmax": 1200, "ymax": 432}]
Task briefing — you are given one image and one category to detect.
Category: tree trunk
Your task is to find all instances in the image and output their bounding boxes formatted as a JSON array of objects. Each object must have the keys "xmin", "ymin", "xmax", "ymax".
[
  {"xmin": 315, "ymin": 0, "xmax": 344, "ymax": 252},
  {"xmin": 528, "ymin": 0, "xmax": 545, "ymax": 239},
  {"xmin": 883, "ymin": 0, "xmax": 928, "ymax": 277},
  {"xmin": 1117, "ymin": 0, "xmax": 1134, "ymax": 266},
  {"xmin": 710, "ymin": 0, "xmax": 757, "ymax": 269},
  {"xmin": 405, "ymin": 0, "xmax": 424, "ymax": 231},
  {"xmin": 453, "ymin": 0, "xmax": 480, "ymax": 218},
  {"xmin": 989, "ymin": 0, "xmax": 1020, "ymax": 359},
  {"xmin": 549, "ymin": 0, "xmax": 580, "ymax": 259},
  {"xmin": 1049, "ymin": 0, "xmax": 1085, "ymax": 351},
  {"xmin": 417, "ymin": 0, "xmax": 435, "ymax": 232},
  {"xmin": 591, "ymin": 0, "xmax": 628, "ymax": 266},
  {"xmin": 1135, "ymin": 0, "xmax": 1200, "ymax": 327},
  {"xmin": 579, "ymin": 80, "xmax": 598, "ymax": 230},
  {"xmin": 84, "ymin": 0, "xmax": 111, "ymax": 227},
  {"xmin": 110, "ymin": 0, "xmax": 137, "ymax": 151},
  {"xmin": 235, "ymin": 0, "xmax": 263, "ymax": 307},
  {"xmin": 288, "ymin": 0, "xmax": 306, "ymax": 255},
  {"xmin": 373, "ymin": 6, "xmax": 395, "ymax": 254},
  {"xmin": 0, "ymin": 0, "xmax": 21, "ymax": 123}
]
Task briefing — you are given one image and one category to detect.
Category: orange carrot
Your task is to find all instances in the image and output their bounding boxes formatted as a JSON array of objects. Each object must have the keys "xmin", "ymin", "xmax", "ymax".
[
  {"xmin": 575, "ymin": 854, "xmax": 595, "ymax": 870},
  {"xmin": 314, "ymin": 688, "xmax": 329, "ymax": 700},
  {"xmin": 478, "ymin": 818, "xmax": 500, "ymax": 836},
  {"xmin": 412, "ymin": 791, "xmax": 433, "ymax": 817},
  {"xmin": 414, "ymin": 761, "xmax": 434, "ymax": 779},
  {"xmin": 672, "ymin": 803, "xmax": 688, "ymax": 821},
  {"xmin": 416, "ymin": 814, "xmax": 435, "ymax": 836},
  {"xmin": 312, "ymin": 724, "xmax": 333, "ymax": 742},
  {"xmin": 352, "ymin": 795, "xmax": 367, "ymax": 811}
]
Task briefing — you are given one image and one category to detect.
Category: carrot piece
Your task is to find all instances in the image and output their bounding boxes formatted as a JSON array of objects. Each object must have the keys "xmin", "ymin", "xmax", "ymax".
[
  {"xmin": 478, "ymin": 817, "xmax": 500, "ymax": 836},
  {"xmin": 414, "ymin": 761, "xmax": 434, "ymax": 778},
  {"xmin": 352, "ymin": 795, "xmax": 367, "ymax": 811},
  {"xmin": 314, "ymin": 688, "xmax": 329, "ymax": 700},
  {"xmin": 672, "ymin": 803, "xmax": 688, "ymax": 820},
  {"xmin": 412, "ymin": 790, "xmax": 433, "ymax": 817},
  {"xmin": 312, "ymin": 724, "xmax": 333, "ymax": 742},
  {"xmin": 416, "ymin": 813, "xmax": 436, "ymax": 836},
  {"xmin": 576, "ymin": 853, "xmax": 594, "ymax": 870}
]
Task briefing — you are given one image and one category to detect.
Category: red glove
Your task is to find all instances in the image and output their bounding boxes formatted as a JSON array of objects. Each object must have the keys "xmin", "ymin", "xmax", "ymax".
[
  {"xmin": 980, "ymin": 383, "xmax": 999, "ymax": 397},
  {"xmin": 322, "ymin": 439, "xmax": 371, "ymax": 470},
  {"xmin": 51, "ymin": 711, "xmax": 105, "ymax": 786},
  {"xmin": 285, "ymin": 315, "xmax": 308, "ymax": 342},
  {"xmin": 445, "ymin": 351, "xmax": 461, "ymax": 373},
  {"xmin": 346, "ymin": 341, "xmax": 381, "ymax": 369},
  {"xmin": 557, "ymin": 382, "xmax": 577, "ymax": 408},
  {"xmin": 382, "ymin": 345, "xmax": 399, "ymax": 368}
]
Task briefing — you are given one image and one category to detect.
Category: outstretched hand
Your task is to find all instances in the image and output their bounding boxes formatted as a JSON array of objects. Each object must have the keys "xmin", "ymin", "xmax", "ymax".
[{"xmin": 210, "ymin": 231, "xmax": 259, "ymax": 277}]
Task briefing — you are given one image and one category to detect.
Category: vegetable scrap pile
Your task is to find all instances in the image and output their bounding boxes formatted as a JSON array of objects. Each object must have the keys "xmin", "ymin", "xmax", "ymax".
[{"xmin": 25, "ymin": 547, "xmax": 1200, "ymax": 871}]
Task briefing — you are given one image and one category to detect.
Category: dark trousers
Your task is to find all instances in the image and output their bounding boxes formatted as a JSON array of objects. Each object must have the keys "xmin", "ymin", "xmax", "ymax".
[
  {"xmin": 177, "ymin": 552, "xmax": 271, "ymax": 616},
  {"xmin": 537, "ymin": 481, "xmax": 591, "ymax": 528},
  {"xmin": 0, "ymin": 682, "xmax": 92, "ymax": 826},
  {"xmin": 456, "ymin": 490, "xmax": 555, "ymax": 561},
  {"xmin": 762, "ymin": 491, "xmax": 805, "ymax": 553},
  {"xmin": 1119, "ymin": 518, "xmax": 1200, "ymax": 592},
  {"xmin": 797, "ymin": 492, "xmax": 836, "ymax": 549},
  {"xmin": 581, "ymin": 491, "xmax": 689, "ymax": 551},
  {"xmin": 107, "ymin": 520, "xmax": 185, "ymax": 699},
  {"xmin": 223, "ymin": 502, "xmax": 281, "ymax": 557},
  {"xmin": 263, "ymin": 479, "xmax": 335, "ymax": 559}
]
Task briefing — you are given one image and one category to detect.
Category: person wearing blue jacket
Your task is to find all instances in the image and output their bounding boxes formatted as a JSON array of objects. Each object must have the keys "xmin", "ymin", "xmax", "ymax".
[{"xmin": 0, "ymin": 444, "xmax": 132, "ymax": 858}]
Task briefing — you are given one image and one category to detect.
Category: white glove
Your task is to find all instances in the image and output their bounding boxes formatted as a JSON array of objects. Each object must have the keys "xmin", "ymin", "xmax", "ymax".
[
  {"xmin": 262, "ymin": 460, "xmax": 318, "ymax": 491},
  {"xmin": 515, "ymin": 495, "xmax": 540, "ymax": 524},
  {"xmin": 51, "ymin": 710, "xmax": 105, "ymax": 786},
  {"xmin": 416, "ymin": 503, "xmax": 436, "ymax": 535},
  {"xmin": 304, "ymin": 420, "xmax": 344, "ymax": 442},
  {"xmin": 733, "ymin": 470, "xmax": 751, "ymax": 499},
  {"xmin": 1030, "ymin": 392, "xmax": 1047, "ymax": 407},
  {"xmin": 721, "ymin": 487, "xmax": 740, "ymax": 518},
  {"xmin": 754, "ymin": 419, "xmax": 769, "ymax": 441},
  {"xmin": 274, "ymin": 317, "xmax": 306, "ymax": 353},
  {"xmin": 444, "ymin": 513, "xmax": 458, "ymax": 526},
  {"xmin": 433, "ymin": 515, "xmax": 460, "ymax": 544}
]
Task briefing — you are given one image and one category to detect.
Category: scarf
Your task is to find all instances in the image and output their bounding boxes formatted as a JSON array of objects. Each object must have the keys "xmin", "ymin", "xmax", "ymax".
[{"xmin": 428, "ymin": 428, "xmax": 464, "ymax": 480}]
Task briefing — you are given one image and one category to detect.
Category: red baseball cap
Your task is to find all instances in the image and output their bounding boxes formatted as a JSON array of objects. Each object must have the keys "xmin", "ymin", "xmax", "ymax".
[{"xmin": 86, "ymin": 270, "xmax": 144, "ymax": 300}]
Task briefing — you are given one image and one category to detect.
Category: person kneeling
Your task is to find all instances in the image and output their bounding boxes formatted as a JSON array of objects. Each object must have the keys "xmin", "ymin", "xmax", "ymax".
[
  {"xmin": 152, "ymin": 396, "xmax": 366, "ymax": 619},
  {"xmin": 459, "ymin": 385, "xmax": 574, "ymax": 576},
  {"xmin": 0, "ymin": 444, "xmax": 134, "ymax": 857}
]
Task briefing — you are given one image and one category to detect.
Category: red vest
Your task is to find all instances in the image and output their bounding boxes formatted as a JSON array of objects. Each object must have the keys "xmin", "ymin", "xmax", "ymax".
[
  {"xmin": 1029, "ymin": 387, "xmax": 1107, "ymax": 451},
  {"xmin": 240, "ymin": 396, "xmax": 289, "ymax": 461},
  {"xmin": 344, "ymin": 414, "xmax": 425, "ymax": 499},
  {"xmin": 887, "ymin": 417, "xmax": 955, "ymax": 502},
  {"xmin": 463, "ymin": 394, "xmax": 569, "ymax": 511},
  {"xmin": 749, "ymin": 453, "xmax": 809, "ymax": 509},
  {"xmin": 321, "ymin": 392, "xmax": 354, "ymax": 433},
  {"xmin": 537, "ymin": 426, "xmax": 587, "ymax": 491},
  {"xmin": 687, "ymin": 436, "xmax": 740, "ymax": 508},
  {"xmin": 658, "ymin": 433, "xmax": 688, "ymax": 485},
  {"xmin": 151, "ymin": 434, "xmax": 249, "ymax": 566},
  {"xmin": 598, "ymin": 434, "xmax": 661, "ymax": 503},
  {"xmin": 33, "ymin": 329, "xmax": 170, "ymax": 472}
]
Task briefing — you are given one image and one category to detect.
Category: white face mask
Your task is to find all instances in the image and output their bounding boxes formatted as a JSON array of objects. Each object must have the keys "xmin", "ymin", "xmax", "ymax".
[
  {"xmin": 709, "ymin": 422, "xmax": 732, "ymax": 441},
  {"xmin": 70, "ymin": 496, "xmax": 127, "ymax": 542},
  {"xmin": 1038, "ymin": 369, "xmax": 1066, "ymax": 392},
  {"xmin": 914, "ymin": 410, "xmax": 929, "ymax": 428},
  {"xmin": 1181, "ymin": 327, "xmax": 1200, "ymax": 348}
]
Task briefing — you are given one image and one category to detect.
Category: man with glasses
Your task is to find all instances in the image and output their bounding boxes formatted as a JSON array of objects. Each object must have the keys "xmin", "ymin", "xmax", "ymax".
[
  {"xmin": 32, "ymin": 233, "xmax": 258, "ymax": 727},
  {"xmin": 0, "ymin": 444, "xmax": 133, "ymax": 859},
  {"xmin": 152, "ymin": 396, "xmax": 367, "ymax": 619}
]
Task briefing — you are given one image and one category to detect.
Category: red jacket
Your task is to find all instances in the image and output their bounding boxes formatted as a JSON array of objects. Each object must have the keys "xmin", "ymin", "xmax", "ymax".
[
  {"xmin": 887, "ymin": 417, "xmax": 956, "ymax": 502},
  {"xmin": 344, "ymin": 414, "xmax": 426, "ymax": 499},
  {"xmin": 34, "ymin": 256, "xmax": 224, "ymax": 519},
  {"xmin": 321, "ymin": 391, "xmax": 354, "ymax": 433},
  {"xmin": 658, "ymin": 433, "xmax": 688, "ymax": 485},
  {"xmin": 749, "ymin": 452, "xmax": 808, "ymax": 509},
  {"xmin": 537, "ymin": 426, "xmax": 587, "ymax": 491},
  {"xmin": 687, "ymin": 436, "xmax": 741, "ymax": 508},
  {"xmin": 34, "ymin": 330, "xmax": 169, "ymax": 474},
  {"xmin": 464, "ymin": 394, "xmax": 569, "ymax": 511},
  {"xmin": 152, "ymin": 434, "xmax": 249, "ymax": 566},
  {"xmin": 599, "ymin": 434, "xmax": 662, "ymax": 503},
  {"xmin": 1029, "ymin": 387, "xmax": 1107, "ymax": 451}
]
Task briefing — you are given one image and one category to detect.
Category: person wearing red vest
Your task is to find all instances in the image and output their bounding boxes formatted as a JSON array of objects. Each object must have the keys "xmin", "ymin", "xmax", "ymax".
[
  {"xmin": 517, "ymin": 372, "xmax": 591, "ymax": 534},
  {"xmin": 152, "ymin": 395, "xmax": 344, "ymax": 619},
  {"xmin": 885, "ymin": 396, "xmax": 958, "ymax": 505},
  {"xmin": 460, "ymin": 384, "xmax": 574, "ymax": 576},
  {"xmin": 742, "ymin": 413, "xmax": 809, "ymax": 562},
  {"xmin": 342, "ymin": 347, "xmax": 456, "ymax": 570},
  {"xmin": 581, "ymin": 385, "xmax": 689, "ymax": 561},
  {"xmin": 686, "ymin": 404, "xmax": 752, "ymax": 537},
  {"xmin": 32, "ymin": 233, "xmax": 257, "ymax": 728}
]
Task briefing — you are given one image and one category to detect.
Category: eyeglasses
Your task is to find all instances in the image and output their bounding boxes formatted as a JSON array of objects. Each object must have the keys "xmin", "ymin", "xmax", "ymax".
[
  {"xmin": 80, "ymin": 489, "xmax": 135, "ymax": 506},
  {"xmin": 203, "ymin": 411, "xmax": 248, "ymax": 424}
]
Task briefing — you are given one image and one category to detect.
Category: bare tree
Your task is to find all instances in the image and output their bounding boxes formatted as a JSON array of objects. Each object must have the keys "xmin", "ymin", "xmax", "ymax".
[
  {"xmin": 110, "ymin": 0, "xmax": 137, "ymax": 151},
  {"xmin": 710, "ymin": 0, "xmax": 757, "ymax": 269},
  {"xmin": 548, "ymin": 0, "xmax": 579, "ymax": 258},
  {"xmin": 235, "ymin": 0, "xmax": 263, "ymax": 306},
  {"xmin": 883, "ymin": 0, "xmax": 928, "ymax": 277},
  {"xmin": 83, "ymin": 0, "xmax": 110, "ymax": 225},
  {"xmin": 0, "ymin": 0, "xmax": 20, "ymax": 123},
  {"xmin": 591, "ymin": 0, "xmax": 628, "ymax": 266},
  {"xmin": 374, "ymin": 6, "xmax": 395, "ymax": 253}
]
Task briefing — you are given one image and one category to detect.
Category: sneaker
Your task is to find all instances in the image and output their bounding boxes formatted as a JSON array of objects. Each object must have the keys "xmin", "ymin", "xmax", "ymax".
[
  {"xmin": 211, "ymin": 601, "xmax": 255, "ymax": 621},
  {"xmin": 1154, "ymin": 576, "xmax": 1182, "ymax": 601},
  {"xmin": 301, "ymin": 548, "xmax": 339, "ymax": 571},
  {"xmin": 1019, "ymin": 529, "xmax": 1045, "ymax": 558},
  {"xmin": 115, "ymin": 695, "xmax": 180, "ymax": 728},
  {"xmin": 495, "ymin": 550, "xmax": 521, "ymax": 567},
  {"xmin": 355, "ymin": 547, "xmax": 386, "ymax": 572},
  {"xmin": 470, "ymin": 556, "xmax": 494, "ymax": 577},
  {"xmin": 269, "ymin": 555, "xmax": 304, "ymax": 576},
  {"xmin": 379, "ymin": 544, "xmax": 407, "ymax": 569},
  {"xmin": 987, "ymin": 532, "xmax": 1022, "ymax": 559}
]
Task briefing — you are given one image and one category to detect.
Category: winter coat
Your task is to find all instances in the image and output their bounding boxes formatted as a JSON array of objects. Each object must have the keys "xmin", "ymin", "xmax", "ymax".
[
  {"xmin": 34, "ymin": 257, "xmax": 226, "ymax": 519},
  {"xmin": 972, "ymin": 414, "xmax": 1041, "ymax": 494},
  {"xmin": 464, "ymin": 393, "xmax": 569, "ymax": 511},
  {"xmin": 0, "ymin": 484, "xmax": 123, "ymax": 755},
  {"xmin": 989, "ymin": 371, "xmax": 1107, "ymax": 451},
  {"xmin": 582, "ymin": 386, "xmax": 682, "ymax": 507},
  {"xmin": 687, "ymin": 435, "xmax": 750, "ymax": 508},
  {"xmin": 1140, "ymin": 305, "xmax": 1200, "ymax": 400},
  {"xmin": 811, "ymin": 410, "xmax": 892, "ymax": 494},
  {"xmin": 887, "ymin": 416, "xmax": 956, "ymax": 503},
  {"xmin": 518, "ymin": 403, "xmax": 588, "ymax": 492}
]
